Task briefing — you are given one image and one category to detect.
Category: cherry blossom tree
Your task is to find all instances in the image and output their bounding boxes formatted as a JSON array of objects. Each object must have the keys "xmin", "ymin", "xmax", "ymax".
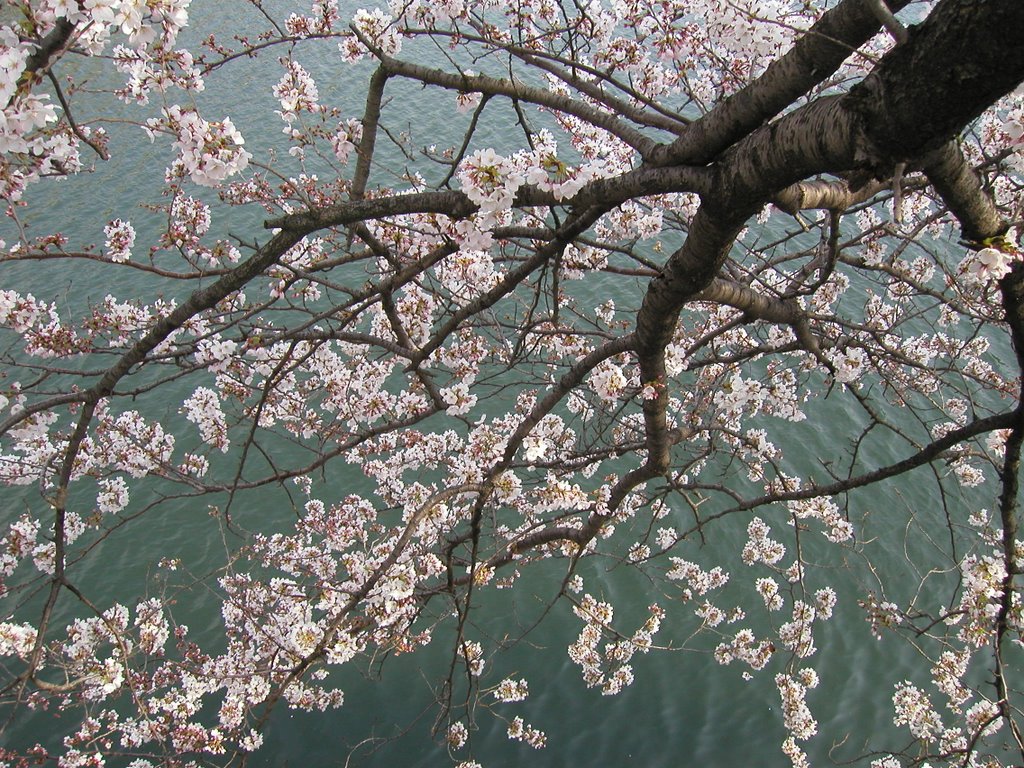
[{"xmin": 1, "ymin": 0, "xmax": 1024, "ymax": 766}]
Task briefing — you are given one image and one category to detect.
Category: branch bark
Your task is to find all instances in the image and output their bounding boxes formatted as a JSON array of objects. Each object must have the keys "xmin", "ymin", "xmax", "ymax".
[
  {"xmin": 592, "ymin": 0, "xmax": 1024, "ymax": 538},
  {"xmin": 923, "ymin": 141, "xmax": 1008, "ymax": 244},
  {"xmin": 650, "ymin": 0, "xmax": 913, "ymax": 166},
  {"xmin": 774, "ymin": 177, "xmax": 888, "ymax": 214}
]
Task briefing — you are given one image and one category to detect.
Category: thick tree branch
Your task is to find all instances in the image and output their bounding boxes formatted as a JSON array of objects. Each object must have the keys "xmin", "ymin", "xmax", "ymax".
[
  {"xmin": 774, "ymin": 177, "xmax": 889, "ymax": 214},
  {"xmin": 351, "ymin": 66, "xmax": 389, "ymax": 200},
  {"xmin": 866, "ymin": 0, "xmax": 909, "ymax": 44},
  {"xmin": 19, "ymin": 18, "xmax": 75, "ymax": 93},
  {"xmin": 847, "ymin": 0, "xmax": 1024, "ymax": 173},
  {"xmin": 923, "ymin": 141, "xmax": 1008, "ymax": 244},
  {"xmin": 650, "ymin": 0, "xmax": 912, "ymax": 166},
  {"xmin": 995, "ymin": 264, "xmax": 1024, "ymax": 750},
  {"xmin": 268, "ymin": 166, "xmax": 713, "ymax": 236},
  {"xmin": 585, "ymin": 0, "xmax": 1024, "ymax": 544},
  {"xmin": 266, "ymin": 190, "xmax": 476, "ymax": 233}
]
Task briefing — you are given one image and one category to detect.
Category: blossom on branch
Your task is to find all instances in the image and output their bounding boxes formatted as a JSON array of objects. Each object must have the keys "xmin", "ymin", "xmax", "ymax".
[{"xmin": 152, "ymin": 105, "xmax": 251, "ymax": 187}]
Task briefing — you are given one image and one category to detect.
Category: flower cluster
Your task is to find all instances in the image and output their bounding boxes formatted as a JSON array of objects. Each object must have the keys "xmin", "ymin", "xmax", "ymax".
[
  {"xmin": 113, "ymin": 44, "xmax": 204, "ymax": 104},
  {"xmin": 522, "ymin": 130, "xmax": 609, "ymax": 201},
  {"xmin": 194, "ymin": 336, "xmax": 238, "ymax": 373},
  {"xmin": 340, "ymin": 8, "xmax": 403, "ymax": 61},
  {"xmin": 92, "ymin": 407, "xmax": 176, "ymax": 479},
  {"xmin": 83, "ymin": 0, "xmax": 192, "ymax": 49},
  {"xmin": 714, "ymin": 370, "xmax": 806, "ymax": 425},
  {"xmin": 665, "ymin": 557, "xmax": 729, "ymax": 599},
  {"xmin": 788, "ymin": 495, "xmax": 854, "ymax": 543},
  {"xmin": 274, "ymin": 59, "xmax": 322, "ymax": 125},
  {"xmin": 461, "ymin": 639, "xmax": 485, "ymax": 676},
  {"xmin": 568, "ymin": 597, "xmax": 663, "ymax": 696},
  {"xmin": 713, "ymin": 628, "xmax": 774, "ymax": 670},
  {"xmin": 963, "ymin": 246, "xmax": 1015, "ymax": 283},
  {"xmin": 331, "ymin": 118, "xmax": 363, "ymax": 164},
  {"xmin": 285, "ymin": 0, "xmax": 340, "ymax": 36},
  {"xmin": 932, "ymin": 649, "xmax": 972, "ymax": 712},
  {"xmin": 778, "ymin": 600, "xmax": 817, "ymax": 658},
  {"xmin": 182, "ymin": 387, "xmax": 230, "ymax": 453},
  {"xmin": 859, "ymin": 593, "xmax": 903, "ymax": 639},
  {"xmin": 830, "ymin": 346, "xmax": 868, "ymax": 385},
  {"xmin": 435, "ymin": 249, "xmax": 501, "ymax": 305},
  {"xmin": 97, "ymin": 477, "xmax": 130, "ymax": 514},
  {"xmin": 447, "ymin": 721, "xmax": 468, "ymax": 749},
  {"xmin": 392, "ymin": 0, "xmax": 468, "ymax": 28},
  {"xmin": 440, "ymin": 379, "xmax": 477, "ymax": 416},
  {"xmin": 1000, "ymin": 108, "xmax": 1024, "ymax": 173},
  {"xmin": 952, "ymin": 554, "xmax": 1007, "ymax": 647},
  {"xmin": 0, "ymin": 621, "xmax": 36, "ymax": 659},
  {"xmin": 893, "ymin": 682, "xmax": 943, "ymax": 740},
  {"xmin": 167, "ymin": 194, "xmax": 212, "ymax": 251},
  {"xmin": 152, "ymin": 105, "xmax": 251, "ymax": 187},
  {"xmin": 742, "ymin": 517, "xmax": 785, "ymax": 566},
  {"xmin": 776, "ymin": 670, "xmax": 819, "ymax": 741},
  {"xmin": 756, "ymin": 577, "xmax": 783, "ymax": 611},
  {"xmin": 104, "ymin": 219, "xmax": 136, "ymax": 263},
  {"xmin": 589, "ymin": 359, "xmax": 631, "ymax": 402},
  {"xmin": 507, "ymin": 716, "xmax": 547, "ymax": 748},
  {"xmin": 457, "ymin": 148, "xmax": 525, "ymax": 215},
  {"xmin": 493, "ymin": 677, "xmax": 530, "ymax": 702}
]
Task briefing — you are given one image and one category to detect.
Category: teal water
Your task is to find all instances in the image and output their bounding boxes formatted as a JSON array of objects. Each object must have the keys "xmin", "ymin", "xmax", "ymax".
[{"xmin": 0, "ymin": 3, "xmax": 1014, "ymax": 767}]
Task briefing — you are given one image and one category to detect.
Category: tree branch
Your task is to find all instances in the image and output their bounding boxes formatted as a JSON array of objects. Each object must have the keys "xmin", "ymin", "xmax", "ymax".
[{"xmin": 650, "ymin": 0, "xmax": 913, "ymax": 166}]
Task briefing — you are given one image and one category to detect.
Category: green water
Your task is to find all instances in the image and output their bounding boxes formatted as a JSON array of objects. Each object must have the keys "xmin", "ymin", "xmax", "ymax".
[{"xmin": 1, "ymin": 3, "xmax": 1014, "ymax": 767}]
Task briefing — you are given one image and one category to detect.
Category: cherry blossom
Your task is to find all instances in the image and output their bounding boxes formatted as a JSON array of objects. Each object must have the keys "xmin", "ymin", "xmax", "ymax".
[
  {"xmin": 104, "ymin": 218, "xmax": 136, "ymax": 263},
  {"xmin": 152, "ymin": 105, "xmax": 251, "ymax": 187},
  {"xmin": 1, "ymin": 1, "xmax": 1023, "ymax": 767}
]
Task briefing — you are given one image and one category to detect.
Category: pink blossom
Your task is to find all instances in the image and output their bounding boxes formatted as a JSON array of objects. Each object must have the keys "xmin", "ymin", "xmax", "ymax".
[
  {"xmin": 104, "ymin": 218, "xmax": 136, "ymax": 262},
  {"xmin": 968, "ymin": 246, "xmax": 1013, "ymax": 281}
]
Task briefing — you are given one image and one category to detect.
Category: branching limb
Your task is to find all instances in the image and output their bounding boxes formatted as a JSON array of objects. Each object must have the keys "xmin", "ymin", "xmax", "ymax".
[
  {"xmin": 351, "ymin": 67, "xmax": 389, "ymax": 200},
  {"xmin": 866, "ymin": 0, "xmax": 909, "ymax": 44},
  {"xmin": 924, "ymin": 141, "xmax": 1008, "ymax": 244},
  {"xmin": 993, "ymin": 264, "xmax": 1024, "ymax": 756},
  {"xmin": 774, "ymin": 177, "xmax": 889, "ymax": 215},
  {"xmin": 19, "ymin": 18, "xmax": 75, "ymax": 95},
  {"xmin": 651, "ymin": 0, "xmax": 914, "ymax": 166},
  {"xmin": 373, "ymin": 53, "xmax": 660, "ymax": 159}
]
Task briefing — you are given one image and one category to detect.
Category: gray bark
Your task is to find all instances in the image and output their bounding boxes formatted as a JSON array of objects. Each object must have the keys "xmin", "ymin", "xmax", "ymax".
[{"xmin": 607, "ymin": 0, "xmax": 1024, "ymax": 528}]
